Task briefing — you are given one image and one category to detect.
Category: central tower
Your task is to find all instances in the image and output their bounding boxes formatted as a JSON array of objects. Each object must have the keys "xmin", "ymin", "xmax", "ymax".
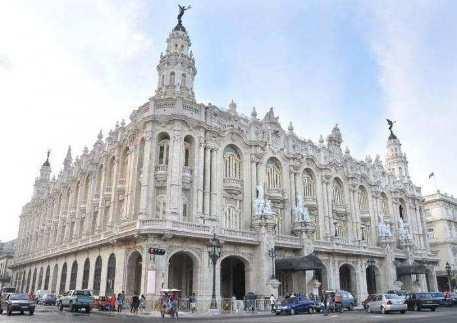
[{"xmin": 155, "ymin": 8, "xmax": 197, "ymax": 102}]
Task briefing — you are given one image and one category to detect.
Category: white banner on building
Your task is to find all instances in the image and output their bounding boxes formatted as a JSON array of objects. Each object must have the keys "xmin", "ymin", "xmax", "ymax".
[{"xmin": 147, "ymin": 270, "xmax": 156, "ymax": 294}]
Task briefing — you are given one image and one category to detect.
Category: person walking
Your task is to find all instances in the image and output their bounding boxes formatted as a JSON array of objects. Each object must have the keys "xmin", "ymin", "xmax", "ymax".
[
  {"xmin": 269, "ymin": 294, "xmax": 276, "ymax": 313},
  {"xmin": 139, "ymin": 294, "xmax": 146, "ymax": 312},
  {"xmin": 131, "ymin": 294, "xmax": 140, "ymax": 314}
]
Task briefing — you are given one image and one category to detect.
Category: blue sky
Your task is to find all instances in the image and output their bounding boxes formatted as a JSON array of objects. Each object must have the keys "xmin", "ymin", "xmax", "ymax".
[{"xmin": 1, "ymin": 0, "xmax": 456, "ymax": 240}]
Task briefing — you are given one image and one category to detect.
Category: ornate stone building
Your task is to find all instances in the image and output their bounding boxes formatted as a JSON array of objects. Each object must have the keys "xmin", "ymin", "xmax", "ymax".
[
  {"xmin": 0, "ymin": 240, "xmax": 15, "ymax": 289},
  {"xmin": 424, "ymin": 191, "xmax": 457, "ymax": 291},
  {"xmin": 11, "ymin": 12, "xmax": 438, "ymax": 307}
]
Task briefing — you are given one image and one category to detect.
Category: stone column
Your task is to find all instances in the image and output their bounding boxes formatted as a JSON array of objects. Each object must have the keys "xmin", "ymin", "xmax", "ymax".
[
  {"xmin": 203, "ymin": 146, "xmax": 211, "ymax": 219},
  {"xmin": 196, "ymin": 135, "xmax": 205, "ymax": 220},
  {"xmin": 370, "ymin": 192, "xmax": 380, "ymax": 247},
  {"xmin": 167, "ymin": 127, "xmax": 183, "ymax": 220},
  {"xmin": 210, "ymin": 147, "xmax": 218, "ymax": 220},
  {"xmin": 250, "ymin": 155, "xmax": 259, "ymax": 227}
]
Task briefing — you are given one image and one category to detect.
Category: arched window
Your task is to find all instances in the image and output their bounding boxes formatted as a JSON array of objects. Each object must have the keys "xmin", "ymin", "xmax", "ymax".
[
  {"xmin": 82, "ymin": 258, "xmax": 90, "ymax": 290},
  {"xmin": 84, "ymin": 175, "xmax": 91, "ymax": 203},
  {"xmin": 31, "ymin": 268, "xmax": 37, "ymax": 292},
  {"xmin": 59, "ymin": 263, "xmax": 67, "ymax": 294},
  {"xmin": 93, "ymin": 256, "xmax": 102, "ymax": 296},
  {"xmin": 358, "ymin": 186, "xmax": 369, "ymax": 212},
  {"xmin": 169, "ymin": 72, "xmax": 175, "ymax": 86},
  {"xmin": 303, "ymin": 169, "xmax": 316, "ymax": 199},
  {"xmin": 105, "ymin": 254, "xmax": 116, "ymax": 296},
  {"xmin": 106, "ymin": 157, "xmax": 115, "ymax": 189},
  {"xmin": 134, "ymin": 139, "xmax": 145, "ymax": 215},
  {"xmin": 69, "ymin": 261, "xmax": 78, "ymax": 290},
  {"xmin": 181, "ymin": 73, "xmax": 187, "ymax": 88},
  {"xmin": 399, "ymin": 199, "xmax": 407, "ymax": 220},
  {"xmin": 74, "ymin": 181, "xmax": 80, "ymax": 208},
  {"xmin": 65, "ymin": 188, "xmax": 71, "ymax": 211},
  {"xmin": 157, "ymin": 133, "xmax": 170, "ymax": 166},
  {"xmin": 96, "ymin": 165, "xmax": 103, "ymax": 195},
  {"xmin": 156, "ymin": 195, "xmax": 167, "ymax": 219},
  {"xmin": 224, "ymin": 145, "xmax": 241, "ymax": 179},
  {"xmin": 51, "ymin": 264, "xmax": 58, "ymax": 293},
  {"xmin": 183, "ymin": 135, "xmax": 194, "ymax": 168},
  {"xmin": 266, "ymin": 158, "xmax": 282, "ymax": 190},
  {"xmin": 332, "ymin": 179, "xmax": 345, "ymax": 207},
  {"xmin": 44, "ymin": 265, "xmax": 50, "ymax": 290}
]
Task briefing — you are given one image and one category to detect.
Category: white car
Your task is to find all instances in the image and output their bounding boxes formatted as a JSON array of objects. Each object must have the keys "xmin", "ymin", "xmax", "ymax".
[{"xmin": 367, "ymin": 294, "xmax": 407, "ymax": 314}]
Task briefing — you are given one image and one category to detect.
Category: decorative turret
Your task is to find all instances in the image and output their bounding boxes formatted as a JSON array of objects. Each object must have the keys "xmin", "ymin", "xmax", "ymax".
[
  {"xmin": 327, "ymin": 124, "xmax": 343, "ymax": 154},
  {"xmin": 155, "ymin": 5, "xmax": 196, "ymax": 101},
  {"xmin": 33, "ymin": 151, "xmax": 52, "ymax": 199},
  {"xmin": 385, "ymin": 119, "xmax": 409, "ymax": 179}
]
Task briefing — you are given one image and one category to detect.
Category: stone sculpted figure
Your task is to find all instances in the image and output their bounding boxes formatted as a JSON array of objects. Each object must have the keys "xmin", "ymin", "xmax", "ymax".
[
  {"xmin": 294, "ymin": 197, "xmax": 311, "ymax": 223},
  {"xmin": 398, "ymin": 217, "xmax": 411, "ymax": 241},
  {"xmin": 386, "ymin": 118, "xmax": 397, "ymax": 138},
  {"xmin": 378, "ymin": 215, "xmax": 392, "ymax": 239},
  {"xmin": 255, "ymin": 185, "xmax": 265, "ymax": 216},
  {"xmin": 177, "ymin": 5, "xmax": 191, "ymax": 25}
]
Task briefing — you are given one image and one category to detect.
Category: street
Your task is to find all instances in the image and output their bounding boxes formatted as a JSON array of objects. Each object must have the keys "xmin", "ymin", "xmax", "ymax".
[{"xmin": 1, "ymin": 307, "xmax": 457, "ymax": 323}]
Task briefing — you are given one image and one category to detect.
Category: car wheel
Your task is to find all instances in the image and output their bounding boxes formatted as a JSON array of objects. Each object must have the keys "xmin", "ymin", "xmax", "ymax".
[
  {"xmin": 308, "ymin": 307, "xmax": 314, "ymax": 314},
  {"xmin": 29, "ymin": 310, "xmax": 34, "ymax": 315},
  {"xmin": 0, "ymin": 307, "xmax": 3, "ymax": 314},
  {"xmin": 400, "ymin": 310, "xmax": 406, "ymax": 314},
  {"xmin": 349, "ymin": 304, "xmax": 353, "ymax": 311},
  {"xmin": 21, "ymin": 311, "xmax": 24, "ymax": 315},
  {"xmin": 431, "ymin": 307, "xmax": 436, "ymax": 312},
  {"xmin": 290, "ymin": 308, "xmax": 295, "ymax": 315}
]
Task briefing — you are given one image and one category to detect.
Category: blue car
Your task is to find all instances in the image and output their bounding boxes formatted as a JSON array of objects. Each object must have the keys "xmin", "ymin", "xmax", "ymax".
[
  {"xmin": 430, "ymin": 292, "xmax": 446, "ymax": 306},
  {"xmin": 275, "ymin": 296, "xmax": 316, "ymax": 315}
]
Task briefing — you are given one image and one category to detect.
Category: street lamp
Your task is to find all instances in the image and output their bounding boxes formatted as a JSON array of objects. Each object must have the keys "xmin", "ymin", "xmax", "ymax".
[
  {"xmin": 267, "ymin": 247, "xmax": 277, "ymax": 279},
  {"xmin": 208, "ymin": 233, "xmax": 222, "ymax": 310},
  {"xmin": 445, "ymin": 262, "xmax": 452, "ymax": 291}
]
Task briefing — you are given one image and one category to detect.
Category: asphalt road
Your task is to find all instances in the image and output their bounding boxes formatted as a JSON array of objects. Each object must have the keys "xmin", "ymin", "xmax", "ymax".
[{"xmin": 1, "ymin": 307, "xmax": 457, "ymax": 322}]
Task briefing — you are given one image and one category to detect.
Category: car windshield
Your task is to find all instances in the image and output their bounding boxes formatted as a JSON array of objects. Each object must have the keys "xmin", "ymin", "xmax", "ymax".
[
  {"xmin": 74, "ymin": 290, "xmax": 91, "ymax": 296},
  {"xmin": 416, "ymin": 293, "xmax": 432, "ymax": 299},
  {"xmin": 385, "ymin": 294, "xmax": 401, "ymax": 299},
  {"xmin": 10, "ymin": 293, "xmax": 29, "ymax": 300},
  {"xmin": 431, "ymin": 293, "xmax": 443, "ymax": 298},
  {"xmin": 2, "ymin": 288, "xmax": 15, "ymax": 293}
]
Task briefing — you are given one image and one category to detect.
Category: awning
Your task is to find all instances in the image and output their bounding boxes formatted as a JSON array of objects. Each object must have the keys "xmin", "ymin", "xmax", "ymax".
[
  {"xmin": 276, "ymin": 254, "xmax": 325, "ymax": 272},
  {"xmin": 396, "ymin": 263, "xmax": 427, "ymax": 276}
]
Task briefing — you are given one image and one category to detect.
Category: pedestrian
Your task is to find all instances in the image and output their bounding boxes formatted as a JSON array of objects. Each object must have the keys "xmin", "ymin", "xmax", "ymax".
[
  {"xmin": 269, "ymin": 294, "xmax": 276, "ymax": 313},
  {"xmin": 322, "ymin": 292, "xmax": 329, "ymax": 316},
  {"xmin": 110, "ymin": 294, "xmax": 116, "ymax": 312},
  {"xmin": 131, "ymin": 294, "xmax": 140, "ymax": 314},
  {"xmin": 189, "ymin": 292, "xmax": 197, "ymax": 313},
  {"xmin": 117, "ymin": 292, "xmax": 123, "ymax": 312},
  {"xmin": 139, "ymin": 294, "xmax": 146, "ymax": 312}
]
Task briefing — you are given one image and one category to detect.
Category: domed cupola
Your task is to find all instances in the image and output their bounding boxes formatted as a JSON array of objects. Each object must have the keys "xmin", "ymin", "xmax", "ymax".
[
  {"xmin": 155, "ymin": 5, "xmax": 196, "ymax": 101},
  {"xmin": 385, "ymin": 120, "xmax": 409, "ymax": 179}
]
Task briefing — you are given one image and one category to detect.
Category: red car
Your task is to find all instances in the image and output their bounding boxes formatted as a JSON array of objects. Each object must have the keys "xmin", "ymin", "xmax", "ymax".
[{"xmin": 93, "ymin": 296, "xmax": 110, "ymax": 311}]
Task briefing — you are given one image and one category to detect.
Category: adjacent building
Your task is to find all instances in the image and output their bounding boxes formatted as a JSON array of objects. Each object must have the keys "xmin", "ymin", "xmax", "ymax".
[
  {"xmin": 11, "ymin": 11, "xmax": 438, "ymax": 309},
  {"xmin": 424, "ymin": 191, "xmax": 457, "ymax": 291},
  {"xmin": 0, "ymin": 240, "xmax": 16, "ymax": 289}
]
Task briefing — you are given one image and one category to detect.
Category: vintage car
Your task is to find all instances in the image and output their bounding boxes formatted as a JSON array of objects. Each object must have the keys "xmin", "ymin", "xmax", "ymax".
[
  {"xmin": 366, "ymin": 294, "xmax": 407, "ymax": 314},
  {"xmin": 275, "ymin": 296, "xmax": 316, "ymax": 315},
  {"xmin": 93, "ymin": 296, "xmax": 111, "ymax": 311},
  {"xmin": 38, "ymin": 293, "xmax": 57, "ymax": 306},
  {"xmin": 406, "ymin": 292, "xmax": 440, "ymax": 311},
  {"xmin": 58, "ymin": 289, "xmax": 93, "ymax": 313},
  {"xmin": 0, "ymin": 293, "xmax": 35, "ymax": 316}
]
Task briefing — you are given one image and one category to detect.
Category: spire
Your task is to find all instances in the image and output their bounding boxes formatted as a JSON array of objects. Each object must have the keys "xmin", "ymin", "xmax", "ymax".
[
  {"xmin": 228, "ymin": 99, "xmax": 237, "ymax": 115},
  {"xmin": 251, "ymin": 107, "xmax": 258, "ymax": 120},
  {"xmin": 42, "ymin": 150, "xmax": 51, "ymax": 167},
  {"xmin": 64, "ymin": 146, "xmax": 72, "ymax": 169}
]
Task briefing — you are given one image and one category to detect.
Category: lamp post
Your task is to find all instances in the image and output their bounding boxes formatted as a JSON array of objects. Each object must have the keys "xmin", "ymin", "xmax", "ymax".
[
  {"xmin": 267, "ymin": 247, "xmax": 277, "ymax": 279},
  {"xmin": 208, "ymin": 233, "xmax": 222, "ymax": 310},
  {"xmin": 445, "ymin": 262, "xmax": 452, "ymax": 291}
]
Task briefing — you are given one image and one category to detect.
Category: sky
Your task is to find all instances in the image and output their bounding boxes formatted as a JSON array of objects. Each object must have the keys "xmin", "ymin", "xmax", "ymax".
[{"xmin": 1, "ymin": 0, "xmax": 456, "ymax": 241}]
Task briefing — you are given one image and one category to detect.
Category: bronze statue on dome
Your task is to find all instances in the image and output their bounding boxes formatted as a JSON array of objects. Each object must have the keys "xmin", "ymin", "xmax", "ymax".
[
  {"xmin": 386, "ymin": 118, "xmax": 397, "ymax": 139},
  {"xmin": 177, "ymin": 5, "xmax": 191, "ymax": 25}
]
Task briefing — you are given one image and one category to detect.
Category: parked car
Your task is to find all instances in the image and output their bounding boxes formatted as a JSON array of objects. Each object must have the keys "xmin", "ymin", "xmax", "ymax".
[
  {"xmin": 275, "ymin": 296, "xmax": 316, "ymax": 315},
  {"xmin": 362, "ymin": 294, "xmax": 377, "ymax": 310},
  {"xmin": 335, "ymin": 290, "xmax": 356, "ymax": 311},
  {"xmin": 58, "ymin": 289, "xmax": 93, "ymax": 313},
  {"xmin": 93, "ymin": 296, "xmax": 111, "ymax": 311},
  {"xmin": 366, "ymin": 294, "xmax": 407, "ymax": 314},
  {"xmin": 430, "ymin": 292, "xmax": 448, "ymax": 306},
  {"xmin": 38, "ymin": 293, "xmax": 56, "ymax": 306},
  {"xmin": 406, "ymin": 292, "xmax": 440, "ymax": 311},
  {"xmin": 0, "ymin": 293, "xmax": 35, "ymax": 315}
]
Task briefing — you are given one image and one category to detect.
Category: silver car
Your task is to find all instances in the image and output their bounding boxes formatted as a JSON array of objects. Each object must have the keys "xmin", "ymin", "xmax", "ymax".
[{"xmin": 367, "ymin": 294, "xmax": 407, "ymax": 314}]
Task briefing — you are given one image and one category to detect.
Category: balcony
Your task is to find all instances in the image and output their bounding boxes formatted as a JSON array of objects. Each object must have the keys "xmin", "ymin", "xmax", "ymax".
[
  {"xmin": 117, "ymin": 177, "xmax": 127, "ymax": 192},
  {"xmin": 303, "ymin": 196, "xmax": 318, "ymax": 208},
  {"xmin": 266, "ymin": 188, "xmax": 284, "ymax": 201},
  {"xmin": 104, "ymin": 186, "xmax": 112, "ymax": 199},
  {"xmin": 359, "ymin": 209, "xmax": 370, "ymax": 221},
  {"xmin": 154, "ymin": 165, "xmax": 168, "ymax": 187},
  {"xmin": 274, "ymin": 234, "xmax": 302, "ymax": 249},
  {"xmin": 223, "ymin": 177, "xmax": 243, "ymax": 194},
  {"xmin": 333, "ymin": 203, "xmax": 347, "ymax": 216},
  {"xmin": 182, "ymin": 166, "xmax": 193, "ymax": 188}
]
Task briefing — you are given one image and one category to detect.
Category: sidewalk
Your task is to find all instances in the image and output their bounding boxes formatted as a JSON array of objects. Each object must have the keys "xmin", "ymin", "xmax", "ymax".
[{"xmin": 91, "ymin": 309, "xmax": 275, "ymax": 320}]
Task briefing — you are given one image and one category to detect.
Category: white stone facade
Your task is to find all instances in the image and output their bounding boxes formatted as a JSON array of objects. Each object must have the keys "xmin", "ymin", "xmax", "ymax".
[
  {"xmin": 424, "ymin": 191, "xmax": 457, "ymax": 291},
  {"xmin": 11, "ymin": 16, "xmax": 439, "ymax": 307}
]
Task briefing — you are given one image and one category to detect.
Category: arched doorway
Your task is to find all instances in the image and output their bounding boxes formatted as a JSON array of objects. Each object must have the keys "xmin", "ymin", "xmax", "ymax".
[
  {"xmin": 339, "ymin": 264, "xmax": 357, "ymax": 296},
  {"xmin": 168, "ymin": 252, "xmax": 194, "ymax": 297},
  {"xmin": 59, "ymin": 263, "xmax": 67, "ymax": 294},
  {"xmin": 51, "ymin": 264, "xmax": 58, "ymax": 293},
  {"xmin": 37, "ymin": 267, "xmax": 43, "ymax": 290},
  {"xmin": 44, "ymin": 265, "xmax": 50, "ymax": 290},
  {"xmin": 105, "ymin": 254, "xmax": 116, "ymax": 296},
  {"xmin": 69, "ymin": 261, "xmax": 78, "ymax": 290},
  {"xmin": 93, "ymin": 256, "xmax": 102, "ymax": 296},
  {"xmin": 126, "ymin": 251, "xmax": 143, "ymax": 296},
  {"xmin": 366, "ymin": 265, "xmax": 380, "ymax": 294},
  {"xmin": 31, "ymin": 268, "xmax": 37, "ymax": 292},
  {"xmin": 26, "ymin": 269, "xmax": 31, "ymax": 293},
  {"xmin": 82, "ymin": 258, "xmax": 90, "ymax": 290},
  {"xmin": 221, "ymin": 256, "xmax": 246, "ymax": 300}
]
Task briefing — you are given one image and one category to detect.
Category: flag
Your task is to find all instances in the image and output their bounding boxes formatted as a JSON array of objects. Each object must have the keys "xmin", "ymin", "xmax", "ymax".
[{"xmin": 428, "ymin": 172, "xmax": 435, "ymax": 179}]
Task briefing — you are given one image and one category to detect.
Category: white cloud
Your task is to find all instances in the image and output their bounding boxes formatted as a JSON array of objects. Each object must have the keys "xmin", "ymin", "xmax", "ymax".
[
  {"xmin": 362, "ymin": 1, "xmax": 457, "ymax": 196},
  {"xmin": 0, "ymin": 0, "xmax": 154, "ymax": 241}
]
